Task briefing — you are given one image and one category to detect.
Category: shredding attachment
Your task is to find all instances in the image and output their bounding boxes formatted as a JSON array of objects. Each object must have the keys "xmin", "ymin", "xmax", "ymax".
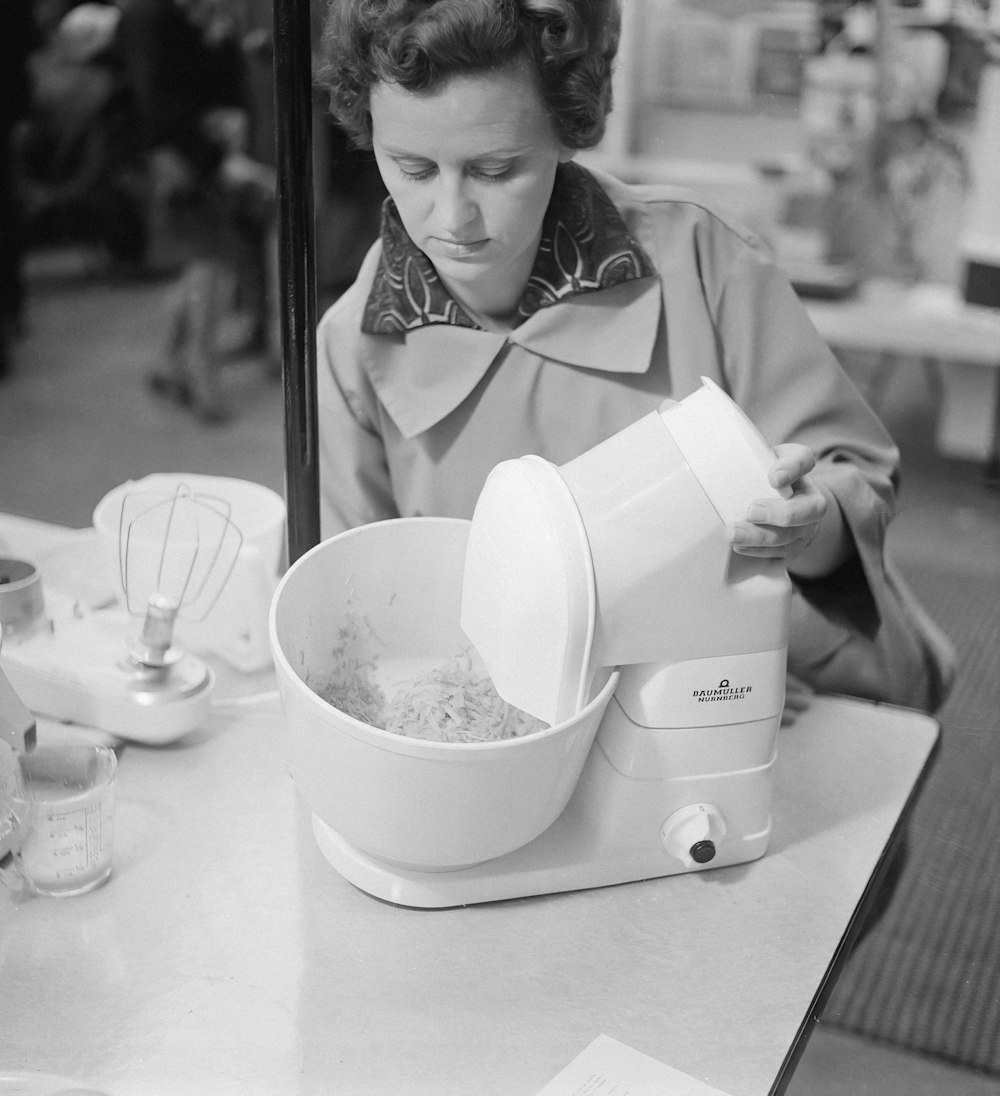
[{"xmin": 462, "ymin": 377, "xmax": 790, "ymax": 726}]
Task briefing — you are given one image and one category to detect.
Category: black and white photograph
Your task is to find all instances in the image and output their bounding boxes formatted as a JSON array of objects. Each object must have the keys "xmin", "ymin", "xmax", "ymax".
[{"xmin": 1, "ymin": 2, "xmax": 999, "ymax": 1094}]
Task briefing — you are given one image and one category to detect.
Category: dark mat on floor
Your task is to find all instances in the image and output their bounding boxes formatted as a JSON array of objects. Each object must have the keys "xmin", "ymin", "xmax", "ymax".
[{"xmin": 822, "ymin": 556, "xmax": 1000, "ymax": 1075}]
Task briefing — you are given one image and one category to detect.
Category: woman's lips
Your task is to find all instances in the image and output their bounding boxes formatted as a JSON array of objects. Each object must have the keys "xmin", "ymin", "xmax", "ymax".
[{"xmin": 435, "ymin": 238, "xmax": 490, "ymax": 258}]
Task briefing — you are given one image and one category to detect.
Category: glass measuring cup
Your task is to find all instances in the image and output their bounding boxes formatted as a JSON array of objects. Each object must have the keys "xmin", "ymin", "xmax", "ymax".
[{"xmin": 0, "ymin": 742, "xmax": 117, "ymax": 898}]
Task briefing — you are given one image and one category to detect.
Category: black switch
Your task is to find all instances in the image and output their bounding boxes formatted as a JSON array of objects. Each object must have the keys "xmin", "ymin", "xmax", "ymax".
[{"xmin": 690, "ymin": 840, "xmax": 716, "ymax": 864}]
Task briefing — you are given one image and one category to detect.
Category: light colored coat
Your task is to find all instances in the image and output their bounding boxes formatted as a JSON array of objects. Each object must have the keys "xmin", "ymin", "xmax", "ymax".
[{"xmin": 316, "ymin": 167, "xmax": 954, "ymax": 712}]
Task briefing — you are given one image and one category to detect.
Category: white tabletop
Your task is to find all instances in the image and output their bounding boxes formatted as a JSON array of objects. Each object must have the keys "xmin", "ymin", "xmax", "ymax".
[
  {"xmin": 803, "ymin": 278, "xmax": 1000, "ymax": 465},
  {"xmin": 0, "ymin": 517, "xmax": 940, "ymax": 1096},
  {"xmin": 804, "ymin": 279, "xmax": 1000, "ymax": 366}
]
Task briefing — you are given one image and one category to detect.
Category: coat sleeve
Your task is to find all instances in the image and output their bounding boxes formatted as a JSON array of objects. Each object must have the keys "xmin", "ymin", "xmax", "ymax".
[
  {"xmin": 707, "ymin": 233, "xmax": 955, "ymax": 712},
  {"xmin": 316, "ymin": 299, "xmax": 400, "ymax": 539}
]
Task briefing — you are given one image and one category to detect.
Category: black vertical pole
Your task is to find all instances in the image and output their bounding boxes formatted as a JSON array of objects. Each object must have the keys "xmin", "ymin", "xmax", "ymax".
[{"xmin": 272, "ymin": 0, "xmax": 321, "ymax": 563}]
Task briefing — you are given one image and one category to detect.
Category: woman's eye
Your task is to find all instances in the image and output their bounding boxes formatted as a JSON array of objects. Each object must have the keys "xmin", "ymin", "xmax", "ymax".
[
  {"xmin": 471, "ymin": 165, "xmax": 512, "ymax": 181},
  {"xmin": 392, "ymin": 160, "xmax": 513, "ymax": 182},
  {"xmin": 396, "ymin": 161, "xmax": 435, "ymax": 181}
]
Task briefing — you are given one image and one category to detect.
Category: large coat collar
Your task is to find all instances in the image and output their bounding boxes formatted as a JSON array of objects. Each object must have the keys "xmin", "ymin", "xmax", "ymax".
[{"xmin": 356, "ymin": 163, "xmax": 663, "ymax": 439}]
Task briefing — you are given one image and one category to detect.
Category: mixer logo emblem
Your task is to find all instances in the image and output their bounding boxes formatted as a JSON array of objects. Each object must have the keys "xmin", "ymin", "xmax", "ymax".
[{"xmin": 692, "ymin": 678, "xmax": 751, "ymax": 702}]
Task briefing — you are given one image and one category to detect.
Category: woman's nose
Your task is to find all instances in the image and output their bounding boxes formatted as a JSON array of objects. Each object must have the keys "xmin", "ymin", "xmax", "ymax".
[{"xmin": 436, "ymin": 177, "xmax": 478, "ymax": 233}]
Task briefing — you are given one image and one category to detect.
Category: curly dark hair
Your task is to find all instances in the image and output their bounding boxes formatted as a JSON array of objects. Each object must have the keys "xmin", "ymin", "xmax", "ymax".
[{"xmin": 316, "ymin": 0, "xmax": 621, "ymax": 151}]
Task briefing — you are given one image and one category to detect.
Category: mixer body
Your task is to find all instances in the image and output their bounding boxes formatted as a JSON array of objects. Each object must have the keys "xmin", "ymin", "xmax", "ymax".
[
  {"xmin": 583, "ymin": 648, "xmax": 788, "ymax": 880},
  {"xmin": 551, "ymin": 541, "xmax": 791, "ymax": 876},
  {"xmin": 582, "ymin": 703, "xmax": 776, "ymax": 872}
]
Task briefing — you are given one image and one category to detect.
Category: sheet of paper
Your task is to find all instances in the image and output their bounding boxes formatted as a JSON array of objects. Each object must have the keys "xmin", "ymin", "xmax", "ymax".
[{"xmin": 535, "ymin": 1034, "xmax": 734, "ymax": 1096}]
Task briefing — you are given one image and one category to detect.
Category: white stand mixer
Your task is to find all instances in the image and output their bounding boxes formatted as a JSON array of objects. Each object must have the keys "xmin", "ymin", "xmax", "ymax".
[{"xmin": 310, "ymin": 378, "xmax": 793, "ymax": 907}]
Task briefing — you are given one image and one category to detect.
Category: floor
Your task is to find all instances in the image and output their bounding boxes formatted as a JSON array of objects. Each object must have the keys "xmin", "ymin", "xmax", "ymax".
[{"xmin": 2, "ymin": 247, "xmax": 1000, "ymax": 1095}]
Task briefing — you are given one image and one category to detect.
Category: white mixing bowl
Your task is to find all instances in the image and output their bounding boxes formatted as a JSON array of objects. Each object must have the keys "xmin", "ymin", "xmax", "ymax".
[{"xmin": 269, "ymin": 517, "xmax": 618, "ymax": 871}]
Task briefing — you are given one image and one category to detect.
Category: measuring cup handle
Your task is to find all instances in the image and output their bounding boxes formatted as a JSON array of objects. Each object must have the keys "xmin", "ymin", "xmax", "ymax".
[
  {"xmin": 0, "ymin": 849, "xmax": 30, "ymax": 895},
  {"xmin": 0, "ymin": 735, "xmax": 30, "ymax": 889},
  {"xmin": 0, "ymin": 785, "xmax": 30, "ymax": 896}
]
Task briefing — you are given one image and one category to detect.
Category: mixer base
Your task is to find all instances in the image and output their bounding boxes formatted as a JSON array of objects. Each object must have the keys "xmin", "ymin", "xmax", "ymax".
[
  {"xmin": 311, "ymin": 806, "xmax": 770, "ymax": 908},
  {"xmin": 308, "ymin": 682, "xmax": 780, "ymax": 908},
  {"xmin": 1, "ymin": 610, "xmax": 214, "ymax": 745}
]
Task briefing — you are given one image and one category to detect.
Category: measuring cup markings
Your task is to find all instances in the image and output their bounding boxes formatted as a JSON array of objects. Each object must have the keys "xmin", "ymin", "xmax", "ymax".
[
  {"xmin": 3, "ymin": 744, "xmax": 117, "ymax": 897},
  {"xmin": 23, "ymin": 787, "xmax": 114, "ymax": 888}
]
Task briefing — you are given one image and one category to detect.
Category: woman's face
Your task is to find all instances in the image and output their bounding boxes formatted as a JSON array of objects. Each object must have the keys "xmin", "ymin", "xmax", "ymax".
[{"xmin": 369, "ymin": 60, "xmax": 571, "ymax": 322}]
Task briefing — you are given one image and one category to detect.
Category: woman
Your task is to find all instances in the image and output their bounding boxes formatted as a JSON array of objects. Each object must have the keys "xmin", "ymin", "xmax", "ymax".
[{"xmin": 313, "ymin": 0, "xmax": 953, "ymax": 713}]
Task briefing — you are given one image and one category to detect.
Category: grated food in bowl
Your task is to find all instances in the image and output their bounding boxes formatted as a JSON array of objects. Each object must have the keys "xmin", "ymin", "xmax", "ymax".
[{"xmin": 312, "ymin": 607, "xmax": 546, "ymax": 743}]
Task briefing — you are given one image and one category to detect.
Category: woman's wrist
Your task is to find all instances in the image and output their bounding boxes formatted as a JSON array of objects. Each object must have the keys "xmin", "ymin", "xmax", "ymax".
[{"xmin": 786, "ymin": 484, "xmax": 851, "ymax": 580}]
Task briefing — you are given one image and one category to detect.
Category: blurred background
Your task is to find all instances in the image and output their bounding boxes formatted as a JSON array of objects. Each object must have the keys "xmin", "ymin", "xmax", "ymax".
[{"xmin": 1, "ymin": 1, "xmax": 999, "ymax": 1093}]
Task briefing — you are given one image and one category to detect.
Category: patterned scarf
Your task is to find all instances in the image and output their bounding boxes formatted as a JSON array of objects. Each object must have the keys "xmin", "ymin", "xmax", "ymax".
[{"xmin": 362, "ymin": 161, "xmax": 655, "ymax": 335}]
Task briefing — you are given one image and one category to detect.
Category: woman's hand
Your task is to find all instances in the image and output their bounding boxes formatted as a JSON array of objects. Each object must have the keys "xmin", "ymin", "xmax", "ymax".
[
  {"xmin": 781, "ymin": 673, "xmax": 815, "ymax": 726},
  {"xmin": 728, "ymin": 443, "xmax": 850, "ymax": 577}
]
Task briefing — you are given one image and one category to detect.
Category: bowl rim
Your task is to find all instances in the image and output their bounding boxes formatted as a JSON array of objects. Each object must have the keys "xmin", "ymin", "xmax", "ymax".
[{"xmin": 269, "ymin": 516, "xmax": 619, "ymax": 757}]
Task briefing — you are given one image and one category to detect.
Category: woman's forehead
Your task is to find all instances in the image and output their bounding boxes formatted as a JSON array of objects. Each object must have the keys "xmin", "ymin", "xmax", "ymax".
[{"xmin": 370, "ymin": 66, "xmax": 554, "ymax": 153}]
